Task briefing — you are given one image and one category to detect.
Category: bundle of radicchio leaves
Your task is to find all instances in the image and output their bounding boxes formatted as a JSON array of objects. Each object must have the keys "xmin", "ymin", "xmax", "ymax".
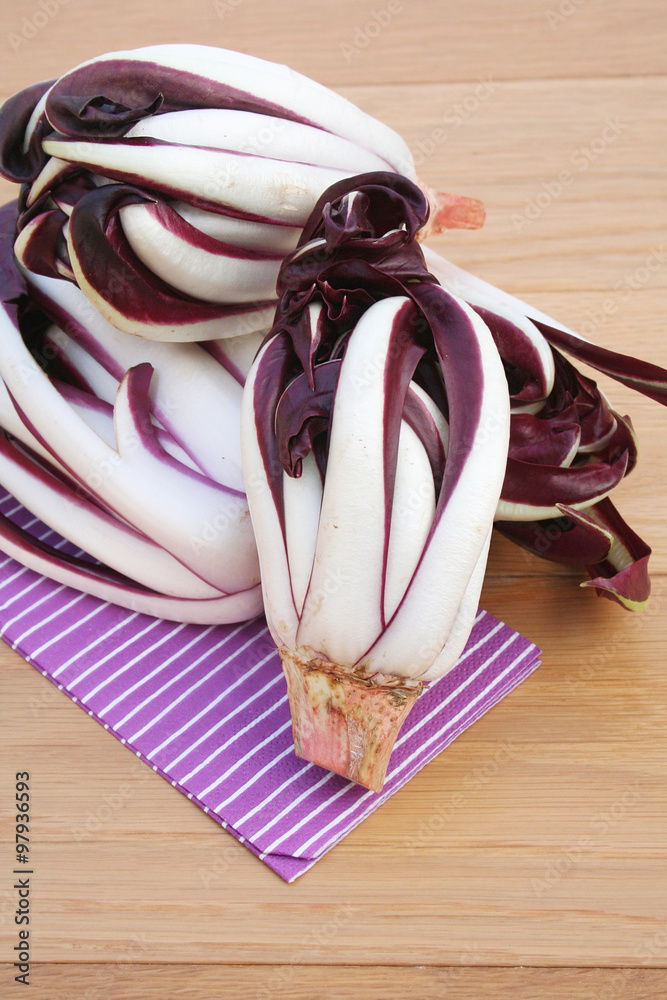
[{"xmin": 242, "ymin": 172, "xmax": 667, "ymax": 790}]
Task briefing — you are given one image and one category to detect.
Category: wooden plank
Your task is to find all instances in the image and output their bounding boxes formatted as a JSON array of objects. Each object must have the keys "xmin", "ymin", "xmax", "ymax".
[
  {"xmin": 1, "ymin": 0, "xmax": 665, "ymax": 92},
  {"xmin": 1, "ymin": 0, "xmax": 666, "ymax": 980},
  {"xmin": 1, "ymin": 578, "xmax": 666, "ymax": 965},
  {"xmin": 340, "ymin": 76, "xmax": 667, "ymax": 292},
  {"xmin": 2, "ymin": 840, "xmax": 666, "ymax": 965},
  {"xmin": 2, "ymin": 965, "xmax": 666, "ymax": 999}
]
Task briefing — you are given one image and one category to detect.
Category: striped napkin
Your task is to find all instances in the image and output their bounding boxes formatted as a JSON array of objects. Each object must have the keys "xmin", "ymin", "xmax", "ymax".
[{"xmin": 0, "ymin": 488, "xmax": 540, "ymax": 881}]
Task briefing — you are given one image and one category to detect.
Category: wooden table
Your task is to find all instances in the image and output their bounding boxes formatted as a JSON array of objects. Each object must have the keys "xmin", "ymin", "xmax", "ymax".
[{"xmin": 1, "ymin": 1, "xmax": 666, "ymax": 996}]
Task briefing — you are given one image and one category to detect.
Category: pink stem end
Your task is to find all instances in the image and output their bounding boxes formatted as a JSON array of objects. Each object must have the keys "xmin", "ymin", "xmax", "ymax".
[
  {"xmin": 280, "ymin": 650, "xmax": 423, "ymax": 792},
  {"xmin": 417, "ymin": 180, "xmax": 486, "ymax": 239}
]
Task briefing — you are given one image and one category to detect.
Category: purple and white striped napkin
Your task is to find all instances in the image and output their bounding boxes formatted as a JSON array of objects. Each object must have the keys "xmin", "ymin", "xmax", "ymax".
[{"xmin": 0, "ymin": 488, "xmax": 540, "ymax": 881}]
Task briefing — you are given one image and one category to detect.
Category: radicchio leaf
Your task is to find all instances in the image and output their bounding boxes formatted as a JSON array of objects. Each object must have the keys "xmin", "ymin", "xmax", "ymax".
[
  {"xmin": 496, "ymin": 497, "xmax": 651, "ymax": 610},
  {"xmin": 0, "ymin": 79, "xmax": 55, "ymax": 183}
]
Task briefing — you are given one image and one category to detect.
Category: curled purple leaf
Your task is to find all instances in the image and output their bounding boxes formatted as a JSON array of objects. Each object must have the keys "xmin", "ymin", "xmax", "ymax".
[
  {"xmin": 0, "ymin": 79, "xmax": 55, "ymax": 183},
  {"xmin": 496, "ymin": 497, "xmax": 651, "ymax": 610}
]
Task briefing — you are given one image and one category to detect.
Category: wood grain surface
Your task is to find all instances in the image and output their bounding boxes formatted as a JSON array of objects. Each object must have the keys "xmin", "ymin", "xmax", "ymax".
[{"xmin": 1, "ymin": 1, "xmax": 666, "ymax": 997}]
